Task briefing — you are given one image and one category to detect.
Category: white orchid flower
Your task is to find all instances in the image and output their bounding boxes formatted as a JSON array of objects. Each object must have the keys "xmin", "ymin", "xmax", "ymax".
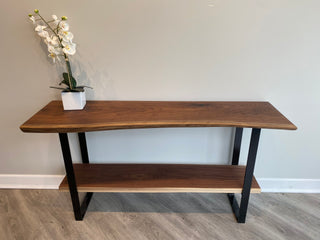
[
  {"xmin": 59, "ymin": 21, "xmax": 69, "ymax": 31},
  {"xmin": 35, "ymin": 25, "xmax": 46, "ymax": 32},
  {"xmin": 47, "ymin": 45, "xmax": 62, "ymax": 63},
  {"xmin": 59, "ymin": 31, "xmax": 74, "ymax": 42},
  {"xmin": 52, "ymin": 15, "xmax": 60, "ymax": 26},
  {"xmin": 62, "ymin": 41, "xmax": 76, "ymax": 55},
  {"xmin": 38, "ymin": 30, "xmax": 49, "ymax": 38},
  {"xmin": 45, "ymin": 35, "xmax": 60, "ymax": 47},
  {"xmin": 29, "ymin": 15, "xmax": 36, "ymax": 24},
  {"xmin": 35, "ymin": 25, "xmax": 49, "ymax": 38},
  {"xmin": 48, "ymin": 44, "xmax": 62, "ymax": 54},
  {"xmin": 48, "ymin": 52, "xmax": 61, "ymax": 63}
]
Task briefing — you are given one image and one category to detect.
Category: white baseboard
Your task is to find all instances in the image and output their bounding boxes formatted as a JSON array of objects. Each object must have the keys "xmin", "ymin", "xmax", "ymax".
[
  {"xmin": 0, "ymin": 174, "xmax": 64, "ymax": 189},
  {"xmin": 257, "ymin": 178, "xmax": 320, "ymax": 193},
  {"xmin": 0, "ymin": 175, "xmax": 320, "ymax": 193}
]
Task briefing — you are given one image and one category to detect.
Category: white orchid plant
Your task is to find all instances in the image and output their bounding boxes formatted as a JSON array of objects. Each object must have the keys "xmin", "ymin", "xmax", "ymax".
[{"xmin": 29, "ymin": 9, "xmax": 90, "ymax": 92}]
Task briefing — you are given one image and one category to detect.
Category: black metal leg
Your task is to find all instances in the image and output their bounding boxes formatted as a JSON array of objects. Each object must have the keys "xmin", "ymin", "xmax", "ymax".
[
  {"xmin": 238, "ymin": 128, "xmax": 261, "ymax": 222},
  {"xmin": 77, "ymin": 132, "xmax": 93, "ymax": 216},
  {"xmin": 59, "ymin": 133, "xmax": 93, "ymax": 221},
  {"xmin": 78, "ymin": 132, "xmax": 89, "ymax": 163},
  {"xmin": 231, "ymin": 127, "xmax": 243, "ymax": 165},
  {"xmin": 59, "ymin": 133, "xmax": 82, "ymax": 220},
  {"xmin": 228, "ymin": 128, "xmax": 261, "ymax": 223},
  {"xmin": 228, "ymin": 127, "xmax": 243, "ymax": 221}
]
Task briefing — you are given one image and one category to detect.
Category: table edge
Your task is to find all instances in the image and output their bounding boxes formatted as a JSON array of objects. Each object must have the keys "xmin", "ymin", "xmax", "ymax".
[{"xmin": 20, "ymin": 100, "xmax": 297, "ymax": 133}]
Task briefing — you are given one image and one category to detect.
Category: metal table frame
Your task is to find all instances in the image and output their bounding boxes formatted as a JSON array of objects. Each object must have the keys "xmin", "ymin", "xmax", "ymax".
[{"xmin": 58, "ymin": 127, "xmax": 261, "ymax": 223}]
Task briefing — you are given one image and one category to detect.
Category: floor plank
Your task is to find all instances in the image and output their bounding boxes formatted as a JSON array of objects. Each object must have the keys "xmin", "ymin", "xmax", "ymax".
[{"xmin": 0, "ymin": 190, "xmax": 319, "ymax": 240}]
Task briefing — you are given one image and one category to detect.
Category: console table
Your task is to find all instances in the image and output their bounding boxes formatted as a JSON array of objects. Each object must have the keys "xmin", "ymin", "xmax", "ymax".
[{"xmin": 20, "ymin": 101, "xmax": 296, "ymax": 223}]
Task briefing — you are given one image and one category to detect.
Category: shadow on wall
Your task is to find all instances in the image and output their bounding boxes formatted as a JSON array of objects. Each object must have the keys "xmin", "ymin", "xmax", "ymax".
[{"xmin": 66, "ymin": 50, "xmax": 115, "ymax": 100}]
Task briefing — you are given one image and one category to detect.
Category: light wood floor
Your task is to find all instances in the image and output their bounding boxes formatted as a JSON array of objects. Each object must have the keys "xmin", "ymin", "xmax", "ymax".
[{"xmin": 0, "ymin": 190, "xmax": 319, "ymax": 240}]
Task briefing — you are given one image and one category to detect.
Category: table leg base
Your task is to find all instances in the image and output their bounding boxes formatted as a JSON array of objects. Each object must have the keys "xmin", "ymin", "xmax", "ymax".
[
  {"xmin": 227, "ymin": 193, "xmax": 243, "ymax": 223},
  {"xmin": 75, "ymin": 192, "xmax": 93, "ymax": 221}
]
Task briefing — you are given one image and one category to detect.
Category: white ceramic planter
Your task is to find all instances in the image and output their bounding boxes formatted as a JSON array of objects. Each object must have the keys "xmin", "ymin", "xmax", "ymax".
[{"xmin": 61, "ymin": 91, "xmax": 86, "ymax": 110}]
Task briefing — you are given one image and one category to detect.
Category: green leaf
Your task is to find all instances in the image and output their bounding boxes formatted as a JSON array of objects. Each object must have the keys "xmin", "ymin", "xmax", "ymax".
[
  {"xmin": 70, "ymin": 87, "xmax": 85, "ymax": 92},
  {"xmin": 50, "ymin": 86, "xmax": 68, "ymax": 90},
  {"xmin": 61, "ymin": 72, "xmax": 77, "ymax": 89},
  {"xmin": 78, "ymin": 85, "xmax": 93, "ymax": 89}
]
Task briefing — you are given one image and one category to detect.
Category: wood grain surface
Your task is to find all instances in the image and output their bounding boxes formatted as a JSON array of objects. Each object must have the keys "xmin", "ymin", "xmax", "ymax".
[
  {"xmin": 20, "ymin": 101, "xmax": 297, "ymax": 133},
  {"xmin": 59, "ymin": 164, "xmax": 261, "ymax": 193}
]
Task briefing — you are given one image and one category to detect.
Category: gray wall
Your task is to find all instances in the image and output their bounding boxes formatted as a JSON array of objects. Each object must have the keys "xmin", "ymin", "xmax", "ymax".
[{"xmin": 1, "ymin": 0, "xmax": 319, "ymax": 181}]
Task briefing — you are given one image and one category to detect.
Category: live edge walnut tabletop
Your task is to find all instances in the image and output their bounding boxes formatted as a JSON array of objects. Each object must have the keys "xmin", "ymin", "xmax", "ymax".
[{"xmin": 20, "ymin": 101, "xmax": 297, "ymax": 223}]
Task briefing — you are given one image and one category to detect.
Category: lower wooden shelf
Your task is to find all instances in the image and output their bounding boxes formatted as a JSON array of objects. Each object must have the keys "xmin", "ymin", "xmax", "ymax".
[{"xmin": 59, "ymin": 164, "xmax": 261, "ymax": 193}]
